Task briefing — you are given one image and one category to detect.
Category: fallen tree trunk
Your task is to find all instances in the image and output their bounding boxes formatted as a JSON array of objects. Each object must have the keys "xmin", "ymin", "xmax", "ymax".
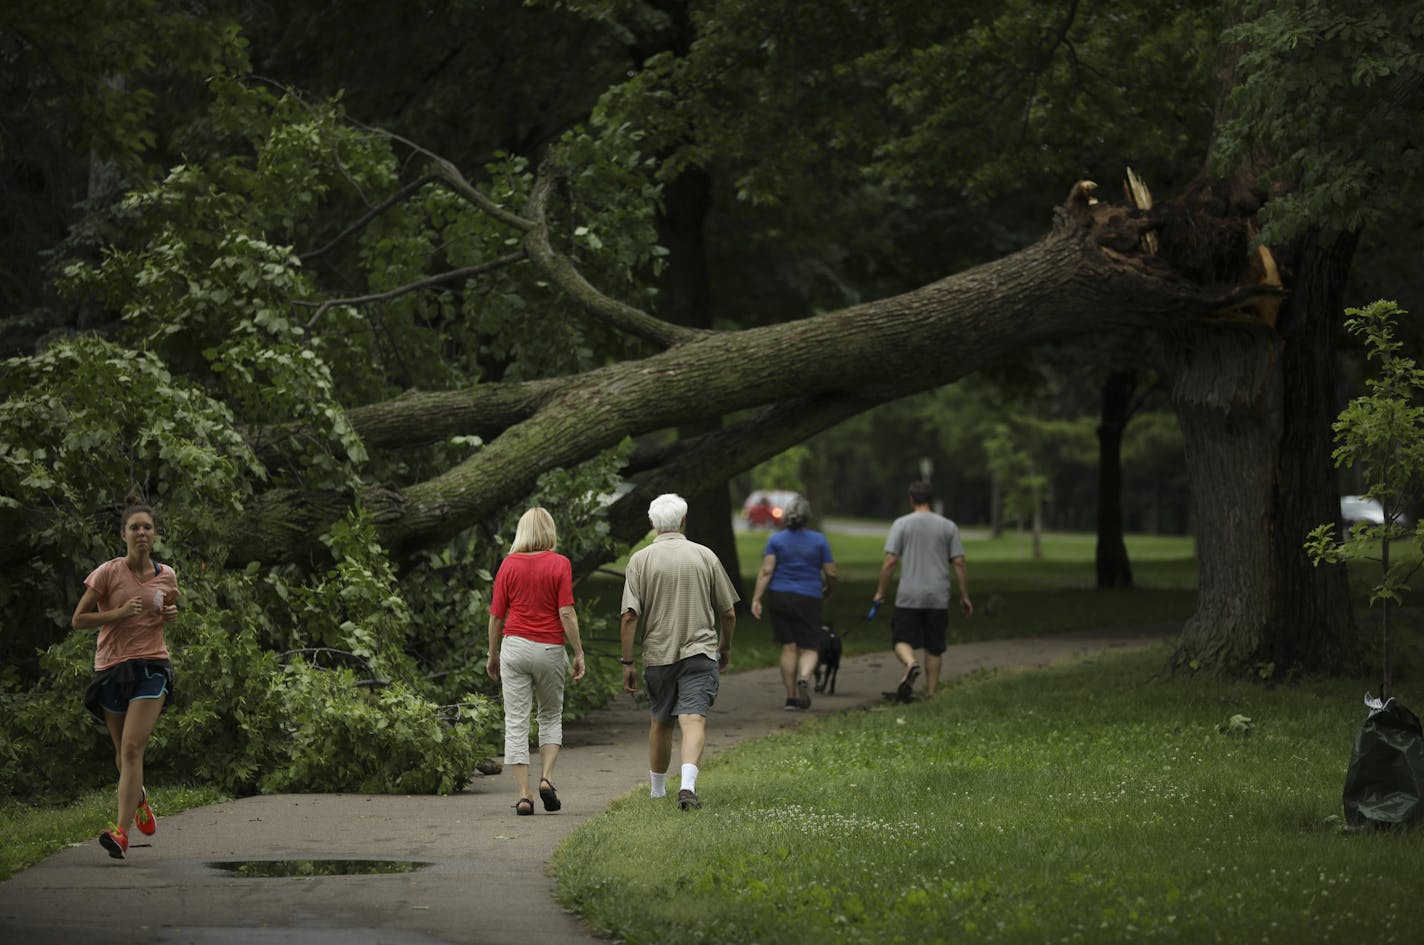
[{"xmin": 229, "ymin": 188, "xmax": 1267, "ymax": 565}]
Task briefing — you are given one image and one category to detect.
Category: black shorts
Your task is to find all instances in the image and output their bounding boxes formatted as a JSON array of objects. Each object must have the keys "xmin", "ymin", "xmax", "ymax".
[
  {"xmin": 891, "ymin": 607, "xmax": 949, "ymax": 655},
  {"xmin": 82, "ymin": 659, "xmax": 175, "ymax": 722},
  {"xmin": 767, "ymin": 590, "xmax": 822, "ymax": 649}
]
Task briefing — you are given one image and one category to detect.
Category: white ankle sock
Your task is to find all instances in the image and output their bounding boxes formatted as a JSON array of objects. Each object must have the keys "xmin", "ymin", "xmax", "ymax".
[
  {"xmin": 650, "ymin": 771, "xmax": 667, "ymax": 798},
  {"xmin": 681, "ymin": 763, "xmax": 699, "ymax": 792}
]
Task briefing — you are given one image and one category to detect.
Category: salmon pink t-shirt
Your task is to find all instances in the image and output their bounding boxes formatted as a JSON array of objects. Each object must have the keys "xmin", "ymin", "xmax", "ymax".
[
  {"xmin": 85, "ymin": 557, "xmax": 178, "ymax": 670},
  {"xmin": 489, "ymin": 551, "xmax": 574, "ymax": 645}
]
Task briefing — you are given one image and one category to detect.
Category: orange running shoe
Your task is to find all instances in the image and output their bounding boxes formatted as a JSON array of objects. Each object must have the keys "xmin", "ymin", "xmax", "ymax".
[
  {"xmin": 100, "ymin": 825, "xmax": 129, "ymax": 859},
  {"xmin": 133, "ymin": 787, "xmax": 157, "ymax": 836}
]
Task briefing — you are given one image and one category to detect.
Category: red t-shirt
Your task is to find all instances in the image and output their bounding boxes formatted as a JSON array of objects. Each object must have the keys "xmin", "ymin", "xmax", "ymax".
[{"xmin": 489, "ymin": 551, "xmax": 574, "ymax": 645}]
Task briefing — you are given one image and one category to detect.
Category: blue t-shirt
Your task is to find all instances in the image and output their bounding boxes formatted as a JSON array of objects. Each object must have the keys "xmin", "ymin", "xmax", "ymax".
[{"xmin": 763, "ymin": 528, "xmax": 834, "ymax": 598}]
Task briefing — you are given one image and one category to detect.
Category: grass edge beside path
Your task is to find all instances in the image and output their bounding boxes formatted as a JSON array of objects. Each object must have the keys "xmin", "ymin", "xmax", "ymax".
[
  {"xmin": 552, "ymin": 644, "xmax": 1424, "ymax": 945},
  {"xmin": 0, "ymin": 784, "xmax": 226, "ymax": 880}
]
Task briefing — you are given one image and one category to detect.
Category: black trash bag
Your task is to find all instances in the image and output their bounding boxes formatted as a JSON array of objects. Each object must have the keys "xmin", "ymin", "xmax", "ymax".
[{"xmin": 1342, "ymin": 694, "xmax": 1424, "ymax": 828}]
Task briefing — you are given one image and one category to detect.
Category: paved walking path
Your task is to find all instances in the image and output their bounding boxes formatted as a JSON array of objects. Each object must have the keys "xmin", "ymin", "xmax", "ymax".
[{"xmin": 0, "ymin": 626, "xmax": 1174, "ymax": 945}]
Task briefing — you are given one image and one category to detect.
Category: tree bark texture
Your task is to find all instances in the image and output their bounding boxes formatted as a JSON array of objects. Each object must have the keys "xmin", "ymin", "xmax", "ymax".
[
  {"xmin": 1263, "ymin": 232, "xmax": 1359, "ymax": 674},
  {"xmin": 658, "ymin": 165, "xmax": 748, "ymax": 602},
  {"xmin": 1170, "ymin": 325, "xmax": 1283, "ymax": 670},
  {"xmin": 579, "ymin": 391, "xmax": 884, "ymax": 578},
  {"xmin": 1168, "ymin": 230, "xmax": 1360, "ymax": 676}
]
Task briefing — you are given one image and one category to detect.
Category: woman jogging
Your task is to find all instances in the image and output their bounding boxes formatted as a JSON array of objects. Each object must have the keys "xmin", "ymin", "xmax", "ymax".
[{"xmin": 72, "ymin": 493, "xmax": 180, "ymax": 859}]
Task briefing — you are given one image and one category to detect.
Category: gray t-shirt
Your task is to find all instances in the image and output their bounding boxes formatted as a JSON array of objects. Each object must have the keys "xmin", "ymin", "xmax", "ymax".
[{"xmin": 885, "ymin": 510, "xmax": 965, "ymax": 610}]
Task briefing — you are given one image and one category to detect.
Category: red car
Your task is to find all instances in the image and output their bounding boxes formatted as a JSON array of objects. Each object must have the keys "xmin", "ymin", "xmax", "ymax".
[{"xmin": 742, "ymin": 490, "xmax": 800, "ymax": 529}]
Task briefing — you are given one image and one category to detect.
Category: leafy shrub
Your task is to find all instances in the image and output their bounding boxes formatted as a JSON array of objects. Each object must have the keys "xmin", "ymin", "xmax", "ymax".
[
  {"xmin": 156, "ymin": 573, "xmax": 285, "ymax": 795},
  {"xmin": 0, "ymin": 335, "xmax": 255, "ymax": 682},
  {"xmin": 1, "ymin": 505, "xmax": 514, "ymax": 800},
  {"xmin": 266, "ymin": 511, "xmax": 425, "ymax": 687},
  {"xmin": 0, "ymin": 634, "xmax": 114, "ymax": 799},
  {"xmin": 261, "ymin": 660, "xmax": 498, "ymax": 794}
]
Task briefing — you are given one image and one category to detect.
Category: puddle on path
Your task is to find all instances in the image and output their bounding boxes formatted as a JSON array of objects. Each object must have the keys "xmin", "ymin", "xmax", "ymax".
[{"xmin": 207, "ymin": 859, "xmax": 433, "ymax": 878}]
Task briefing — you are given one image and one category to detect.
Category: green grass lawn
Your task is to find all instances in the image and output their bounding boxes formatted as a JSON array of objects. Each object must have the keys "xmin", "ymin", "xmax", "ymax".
[
  {"xmin": 552, "ymin": 644, "xmax": 1424, "ymax": 945},
  {"xmin": 558, "ymin": 524, "xmax": 1424, "ymax": 943},
  {"xmin": 580, "ymin": 525, "xmax": 1199, "ymax": 671}
]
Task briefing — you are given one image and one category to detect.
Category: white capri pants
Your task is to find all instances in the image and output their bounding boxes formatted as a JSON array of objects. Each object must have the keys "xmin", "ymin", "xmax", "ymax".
[{"xmin": 499, "ymin": 634, "xmax": 570, "ymax": 765}]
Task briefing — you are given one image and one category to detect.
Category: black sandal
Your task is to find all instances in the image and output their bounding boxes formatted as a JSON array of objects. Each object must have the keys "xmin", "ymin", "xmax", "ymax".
[
  {"xmin": 515, "ymin": 797, "xmax": 534, "ymax": 816},
  {"xmin": 538, "ymin": 779, "xmax": 561, "ymax": 812}
]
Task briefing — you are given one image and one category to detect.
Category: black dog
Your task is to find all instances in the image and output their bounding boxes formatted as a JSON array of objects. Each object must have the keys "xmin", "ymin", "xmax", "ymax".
[{"xmin": 813, "ymin": 622, "xmax": 842, "ymax": 694}]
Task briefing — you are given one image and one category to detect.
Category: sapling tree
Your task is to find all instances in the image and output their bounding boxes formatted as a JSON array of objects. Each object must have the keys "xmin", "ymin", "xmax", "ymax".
[
  {"xmin": 1305, "ymin": 301, "xmax": 1424, "ymax": 699},
  {"xmin": 983, "ymin": 424, "xmax": 1048, "ymax": 560}
]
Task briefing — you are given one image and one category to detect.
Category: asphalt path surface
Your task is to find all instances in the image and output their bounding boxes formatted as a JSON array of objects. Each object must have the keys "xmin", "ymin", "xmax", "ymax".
[{"xmin": 0, "ymin": 626, "xmax": 1175, "ymax": 945}]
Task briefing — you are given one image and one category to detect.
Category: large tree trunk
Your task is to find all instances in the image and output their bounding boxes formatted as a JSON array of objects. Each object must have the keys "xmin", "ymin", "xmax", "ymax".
[
  {"xmin": 657, "ymin": 165, "xmax": 749, "ymax": 600},
  {"xmin": 1263, "ymin": 232, "xmax": 1359, "ymax": 673},
  {"xmin": 1095, "ymin": 369, "xmax": 1136, "ymax": 588},
  {"xmin": 1170, "ymin": 325, "xmax": 1283, "ymax": 669},
  {"xmin": 179, "ymin": 168, "xmax": 1362, "ymax": 678},
  {"xmin": 1169, "ymin": 233, "xmax": 1359, "ymax": 675}
]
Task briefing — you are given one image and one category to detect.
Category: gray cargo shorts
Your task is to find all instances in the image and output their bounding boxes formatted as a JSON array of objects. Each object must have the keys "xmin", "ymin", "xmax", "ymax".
[{"xmin": 643, "ymin": 654, "xmax": 720, "ymax": 723}]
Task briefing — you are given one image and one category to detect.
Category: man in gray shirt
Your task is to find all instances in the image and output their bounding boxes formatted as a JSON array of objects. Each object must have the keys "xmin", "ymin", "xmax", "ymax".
[
  {"xmin": 872, "ymin": 481, "xmax": 973, "ymax": 702},
  {"xmin": 620, "ymin": 493, "xmax": 739, "ymax": 810}
]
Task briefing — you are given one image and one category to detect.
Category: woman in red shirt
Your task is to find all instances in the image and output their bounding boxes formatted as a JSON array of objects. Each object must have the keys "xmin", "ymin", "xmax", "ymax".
[
  {"xmin": 72, "ymin": 494, "xmax": 179, "ymax": 859},
  {"xmin": 486, "ymin": 507, "xmax": 586, "ymax": 815}
]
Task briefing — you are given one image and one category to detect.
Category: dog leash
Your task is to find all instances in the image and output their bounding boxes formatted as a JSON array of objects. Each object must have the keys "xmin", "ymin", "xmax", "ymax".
[{"xmin": 826, "ymin": 601, "xmax": 880, "ymax": 642}]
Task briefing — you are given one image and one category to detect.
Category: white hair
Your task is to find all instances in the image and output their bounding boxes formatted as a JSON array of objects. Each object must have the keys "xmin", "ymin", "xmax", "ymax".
[{"xmin": 647, "ymin": 493, "xmax": 688, "ymax": 533}]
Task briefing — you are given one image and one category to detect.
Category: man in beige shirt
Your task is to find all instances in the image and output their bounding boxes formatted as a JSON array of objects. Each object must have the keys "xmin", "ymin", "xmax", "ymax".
[{"xmin": 620, "ymin": 493, "xmax": 738, "ymax": 810}]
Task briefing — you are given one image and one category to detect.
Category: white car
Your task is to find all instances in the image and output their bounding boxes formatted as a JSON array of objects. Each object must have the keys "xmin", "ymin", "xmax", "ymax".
[
  {"xmin": 1340, "ymin": 495, "xmax": 1409, "ymax": 534},
  {"xmin": 1340, "ymin": 495, "xmax": 1386, "ymax": 525}
]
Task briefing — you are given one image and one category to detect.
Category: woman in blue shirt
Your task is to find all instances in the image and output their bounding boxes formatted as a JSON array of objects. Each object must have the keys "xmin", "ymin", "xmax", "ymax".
[{"xmin": 750, "ymin": 496, "xmax": 837, "ymax": 710}]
